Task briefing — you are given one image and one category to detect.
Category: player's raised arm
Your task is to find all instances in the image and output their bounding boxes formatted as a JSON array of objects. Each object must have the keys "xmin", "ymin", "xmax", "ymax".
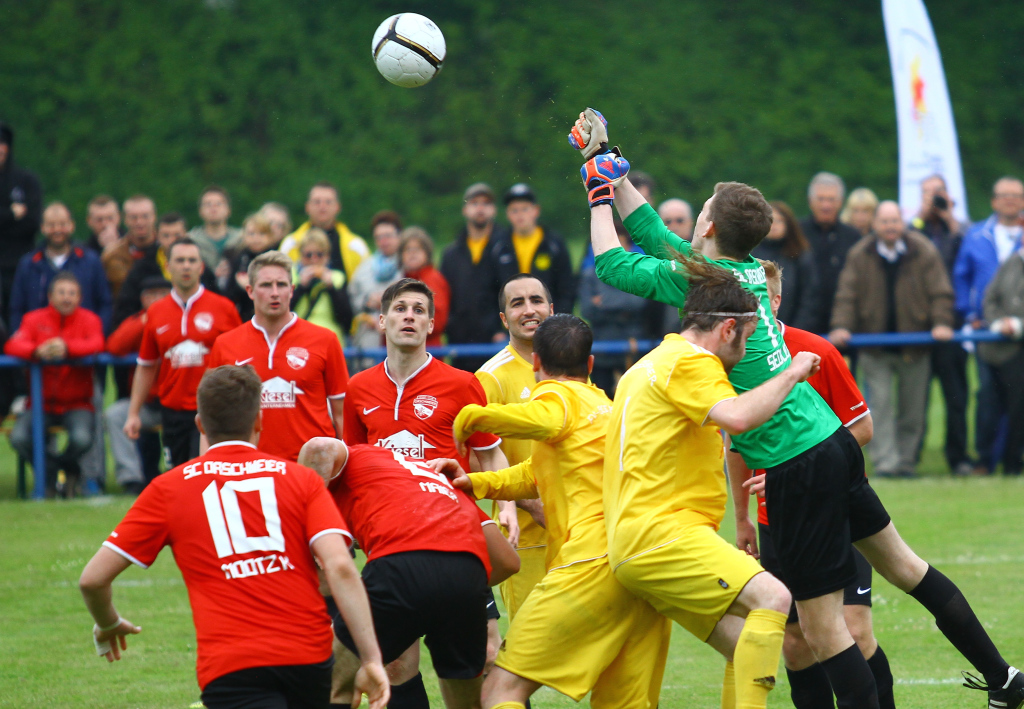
[{"xmin": 454, "ymin": 395, "xmax": 566, "ymax": 445}]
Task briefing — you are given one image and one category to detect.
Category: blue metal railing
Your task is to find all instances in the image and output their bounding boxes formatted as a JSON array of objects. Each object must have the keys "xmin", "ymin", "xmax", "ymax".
[{"xmin": 0, "ymin": 328, "xmax": 1009, "ymax": 499}]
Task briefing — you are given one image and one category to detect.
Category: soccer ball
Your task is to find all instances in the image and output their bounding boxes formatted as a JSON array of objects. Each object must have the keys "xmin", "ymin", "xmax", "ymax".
[{"xmin": 371, "ymin": 14, "xmax": 446, "ymax": 88}]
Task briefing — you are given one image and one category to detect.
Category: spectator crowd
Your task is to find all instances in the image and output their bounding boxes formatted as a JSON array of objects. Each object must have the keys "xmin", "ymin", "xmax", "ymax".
[{"xmin": 1, "ymin": 118, "xmax": 1023, "ymax": 496}]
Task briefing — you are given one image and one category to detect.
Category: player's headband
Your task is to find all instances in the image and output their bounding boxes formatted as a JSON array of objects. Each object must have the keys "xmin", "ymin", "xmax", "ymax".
[{"xmin": 685, "ymin": 311, "xmax": 758, "ymax": 318}]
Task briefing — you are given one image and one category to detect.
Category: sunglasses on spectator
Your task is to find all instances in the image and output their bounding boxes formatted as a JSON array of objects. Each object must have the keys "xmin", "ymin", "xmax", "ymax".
[{"xmin": 303, "ymin": 251, "xmax": 326, "ymax": 259}]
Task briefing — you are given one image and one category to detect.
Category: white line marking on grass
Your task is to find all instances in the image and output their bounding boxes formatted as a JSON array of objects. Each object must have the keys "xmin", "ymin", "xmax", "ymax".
[
  {"xmin": 895, "ymin": 678, "xmax": 961, "ymax": 685},
  {"xmin": 928, "ymin": 554, "xmax": 1024, "ymax": 565}
]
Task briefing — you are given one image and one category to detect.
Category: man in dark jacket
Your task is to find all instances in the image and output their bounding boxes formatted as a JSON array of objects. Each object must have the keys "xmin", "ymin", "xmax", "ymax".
[
  {"xmin": 9, "ymin": 202, "xmax": 112, "ymax": 333},
  {"xmin": 441, "ymin": 182, "xmax": 506, "ymax": 372},
  {"xmin": 911, "ymin": 174, "xmax": 973, "ymax": 475},
  {"xmin": 800, "ymin": 172, "xmax": 862, "ymax": 334},
  {"xmin": 0, "ymin": 121, "xmax": 43, "ymax": 319},
  {"xmin": 492, "ymin": 183, "xmax": 576, "ymax": 315},
  {"xmin": 829, "ymin": 202, "xmax": 955, "ymax": 478}
]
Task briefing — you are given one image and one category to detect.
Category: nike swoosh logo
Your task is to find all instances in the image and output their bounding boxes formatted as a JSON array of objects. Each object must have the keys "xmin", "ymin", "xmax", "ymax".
[
  {"xmin": 856, "ymin": 587, "xmax": 870, "ymax": 595},
  {"xmin": 234, "ymin": 358, "xmax": 253, "ymax": 366},
  {"xmin": 363, "ymin": 406, "xmax": 381, "ymax": 415},
  {"xmin": 486, "ymin": 601, "xmax": 495, "ymax": 608},
  {"xmin": 156, "ymin": 325, "xmax": 171, "ymax": 334}
]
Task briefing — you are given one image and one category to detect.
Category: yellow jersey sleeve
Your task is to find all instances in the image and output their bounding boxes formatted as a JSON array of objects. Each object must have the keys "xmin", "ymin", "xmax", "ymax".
[
  {"xmin": 469, "ymin": 459, "xmax": 539, "ymax": 500},
  {"xmin": 453, "ymin": 392, "xmax": 567, "ymax": 443},
  {"xmin": 475, "ymin": 368, "xmax": 505, "ymax": 402},
  {"xmin": 665, "ymin": 351, "xmax": 738, "ymax": 426}
]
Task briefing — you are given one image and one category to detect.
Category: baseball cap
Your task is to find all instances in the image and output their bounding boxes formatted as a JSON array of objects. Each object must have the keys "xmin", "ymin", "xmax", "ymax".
[
  {"xmin": 463, "ymin": 182, "xmax": 494, "ymax": 202},
  {"xmin": 504, "ymin": 183, "xmax": 536, "ymax": 205},
  {"xmin": 139, "ymin": 276, "xmax": 172, "ymax": 293}
]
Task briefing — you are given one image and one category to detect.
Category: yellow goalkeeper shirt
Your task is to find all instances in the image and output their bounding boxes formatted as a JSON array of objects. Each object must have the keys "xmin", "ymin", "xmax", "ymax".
[
  {"xmin": 476, "ymin": 345, "xmax": 547, "ymax": 550},
  {"xmin": 604, "ymin": 334, "xmax": 739, "ymax": 563},
  {"xmin": 455, "ymin": 379, "xmax": 613, "ymax": 571}
]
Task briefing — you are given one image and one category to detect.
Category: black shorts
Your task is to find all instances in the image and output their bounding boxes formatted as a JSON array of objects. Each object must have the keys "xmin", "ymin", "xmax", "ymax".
[
  {"xmin": 485, "ymin": 586, "xmax": 500, "ymax": 620},
  {"xmin": 764, "ymin": 426, "xmax": 890, "ymax": 601},
  {"xmin": 758, "ymin": 523, "xmax": 874, "ymax": 623},
  {"xmin": 333, "ymin": 550, "xmax": 489, "ymax": 679},
  {"xmin": 200, "ymin": 658, "xmax": 332, "ymax": 709},
  {"xmin": 160, "ymin": 406, "xmax": 200, "ymax": 467}
]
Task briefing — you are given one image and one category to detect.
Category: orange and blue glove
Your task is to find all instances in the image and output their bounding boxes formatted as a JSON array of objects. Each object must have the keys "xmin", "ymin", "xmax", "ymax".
[
  {"xmin": 568, "ymin": 108, "xmax": 610, "ymax": 160},
  {"xmin": 581, "ymin": 152, "xmax": 630, "ymax": 208}
]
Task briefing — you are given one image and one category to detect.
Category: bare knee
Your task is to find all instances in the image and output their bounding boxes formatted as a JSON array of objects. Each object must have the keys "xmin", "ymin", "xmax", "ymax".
[
  {"xmin": 844, "ymin": 605, "xmax": 878, "ymax": 658},
  {"xmin": 782, "ymin": 623, "xmax": 818, "ymax": 670},
  {"xmin": 752, "ymin": 572, "xmax": 792, "ymax": 615}
]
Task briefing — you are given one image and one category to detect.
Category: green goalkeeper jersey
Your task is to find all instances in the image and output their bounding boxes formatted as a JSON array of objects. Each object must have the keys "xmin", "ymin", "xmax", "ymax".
[{"xmin": 594, "ymin": 203, "xmax": 840, "ymax": 469}]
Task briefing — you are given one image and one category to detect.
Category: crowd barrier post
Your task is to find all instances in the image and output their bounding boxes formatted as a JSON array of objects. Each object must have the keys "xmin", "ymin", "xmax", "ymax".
[{"xmin": 29, "ymin": 362, "xmax": 46, "ymax": 499}]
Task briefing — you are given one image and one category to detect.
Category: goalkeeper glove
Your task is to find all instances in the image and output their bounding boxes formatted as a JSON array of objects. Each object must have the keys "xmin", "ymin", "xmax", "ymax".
[
  {"xmin": 568, "ymin": 107, "xmax": 610, "ymax": 160},
  {"xmin": 581, "ymin": 152, "xmax": 630, "ymax": 208}
]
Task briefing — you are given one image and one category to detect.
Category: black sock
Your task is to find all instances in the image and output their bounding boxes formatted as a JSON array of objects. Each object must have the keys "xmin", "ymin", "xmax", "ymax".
[
  {"xmin": 909, "ymin": 565, "xmax": 1009, "ymax": 688},
  {"xmin": 388, "ymin": 672, "xmax": 429, "ymax": 709},
  {"xmin": 866, "ymin": 645, "xmax": 895, "ymax": 709},
  {"xmin": 819, "ymin": 644, "xmax": 879, "ymax": 709},
  {"xmin": 786, "ymin": 664, "xmax": 835, "ymax": 709}
]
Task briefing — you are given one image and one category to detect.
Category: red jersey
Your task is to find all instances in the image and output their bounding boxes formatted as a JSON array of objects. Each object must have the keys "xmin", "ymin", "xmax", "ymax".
[
  {"xmin": 137, "ymin": 287, "xmax": 241, "ymax": 411},
  {"xmin": 208, "ymin": 315, "xmax": 349, "ymax": 461},
  {"xmin": 103, "ymin": 442, "xmax": 349, "ymax": 690},
  {"xmin": 3, "ymin": 305, "xmax": 104, "ymax": 413},
  {"xmin": 329, "ymin": 443, "xmax": 492, "ymax": 574},
  {"xmin": 343, "ymin": 355, "xmax": 500, "ymax": 471},
  {"xmin": 107, "ymin": 310, "xmax": 160, "ymax": 403},
  {"xmin": 758, "ymin": 323, "xmax": 869, "ymax": 525}
]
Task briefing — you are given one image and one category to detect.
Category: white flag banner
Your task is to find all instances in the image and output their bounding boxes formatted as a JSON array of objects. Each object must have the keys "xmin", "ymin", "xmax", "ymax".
[{"xmin": 882, "ymin": 0, "xmax": 969, "ymax": 222}]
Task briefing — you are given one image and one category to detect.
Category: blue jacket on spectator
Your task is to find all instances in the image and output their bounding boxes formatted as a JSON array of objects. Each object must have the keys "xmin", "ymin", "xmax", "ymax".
[
  {"xmin": 9, "ymin": 244, "xmax": 112, "ymax": 333},
  {"xmin": 953, "ymin": 215, "xmax": 1022, "ymax": 322}
]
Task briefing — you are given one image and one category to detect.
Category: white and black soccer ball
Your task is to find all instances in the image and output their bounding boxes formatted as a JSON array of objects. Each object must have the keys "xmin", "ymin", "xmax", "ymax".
[{"xmin": 371, "ymin": 13, "xmax": 446, "ymax": 88}]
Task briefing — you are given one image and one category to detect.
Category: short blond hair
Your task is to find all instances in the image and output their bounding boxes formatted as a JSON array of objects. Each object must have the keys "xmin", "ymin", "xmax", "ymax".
[
  {"xmin": 242, "ymin": 212, "xmax": 273, "ymax": 237},
  {"xmin": 840, "ymin": 187, "xmax": 879, "ymax": 225},
  {"xmin": 300, "ymin": 227, "xmax": 331, "ymax": 255},
  {"xmin": 759, "ymin": 259, "xmax": 782, "ymax": 299},
  {"xmin": 247, "ymin": 250, "xmax": 294, "ymax": 286}
]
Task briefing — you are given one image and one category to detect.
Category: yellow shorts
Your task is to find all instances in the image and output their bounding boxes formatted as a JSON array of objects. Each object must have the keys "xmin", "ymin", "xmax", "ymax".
[
  {"xmin": 499, "ymin": 543, "xmax": 546, "ymax": 620},
  {"xmin": 612, "ymin": 522, "xmax": 763, "ymax": 642},
  {"xmin": 497, "ymin": 558, "xmax": 671, "ymax": 706}
]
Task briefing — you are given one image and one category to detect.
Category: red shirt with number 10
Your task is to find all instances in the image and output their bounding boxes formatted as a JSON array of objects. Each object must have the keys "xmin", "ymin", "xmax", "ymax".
[{"xmin": 103, "ymin": 442, "xmax": 350, "ymax": 690}]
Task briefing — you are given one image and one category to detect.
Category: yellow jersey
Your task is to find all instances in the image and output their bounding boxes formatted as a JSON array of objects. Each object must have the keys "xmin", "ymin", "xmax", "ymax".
[
  {"xmin": 604, "ymin": 334, "xmax": 739, "ymax": 563},
  {"xmin": 455, "ymin": 379, "xmax": 613, "ymax": 571},
  {"xmin": 476, "ymin": 345, "xmax": 547, "ymax": 549}
]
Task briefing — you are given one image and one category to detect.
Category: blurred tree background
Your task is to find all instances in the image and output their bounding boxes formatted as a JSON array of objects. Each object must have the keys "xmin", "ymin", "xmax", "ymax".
[{"xmin": 1, "ymin": 0, "xmax": 1021, "ymax": 247}]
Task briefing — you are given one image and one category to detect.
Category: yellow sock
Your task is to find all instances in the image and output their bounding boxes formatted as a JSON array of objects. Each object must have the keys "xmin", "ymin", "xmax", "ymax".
[
  {"xmin": 721, "ymin": 660, "xmax": 736, "ymax": 709},
  {"xmin": 489, "ymin": 703, "xmax": 527, "ymax": 709},
  {"xmin": 733, "ymin": 608, "xmax": 787, "ymax": 709}
]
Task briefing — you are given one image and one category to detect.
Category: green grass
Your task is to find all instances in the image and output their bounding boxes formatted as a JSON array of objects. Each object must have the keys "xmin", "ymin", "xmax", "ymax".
[
  {"xmin": 2, "ymin": 359, "xmax": 1021, "ymax": 707},
  {"xmin": 3, "ymin": 478, "xmax": 1023, "ymax": 708}
]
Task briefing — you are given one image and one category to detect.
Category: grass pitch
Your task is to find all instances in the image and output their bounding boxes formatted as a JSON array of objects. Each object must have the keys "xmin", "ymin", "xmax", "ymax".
[
  {"xmin": 3, "ymin": 474, "xmax": 1022, "ymax": 708},
  {"xmin": 2, "ymin": 374, "xmax": 1022, "ymax": 707}
]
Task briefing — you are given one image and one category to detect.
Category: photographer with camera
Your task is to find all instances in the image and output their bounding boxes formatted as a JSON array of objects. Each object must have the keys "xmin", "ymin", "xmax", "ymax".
[{"xmin": 910, "ymin": 175, "xmax": 974, "ymax": 476}]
